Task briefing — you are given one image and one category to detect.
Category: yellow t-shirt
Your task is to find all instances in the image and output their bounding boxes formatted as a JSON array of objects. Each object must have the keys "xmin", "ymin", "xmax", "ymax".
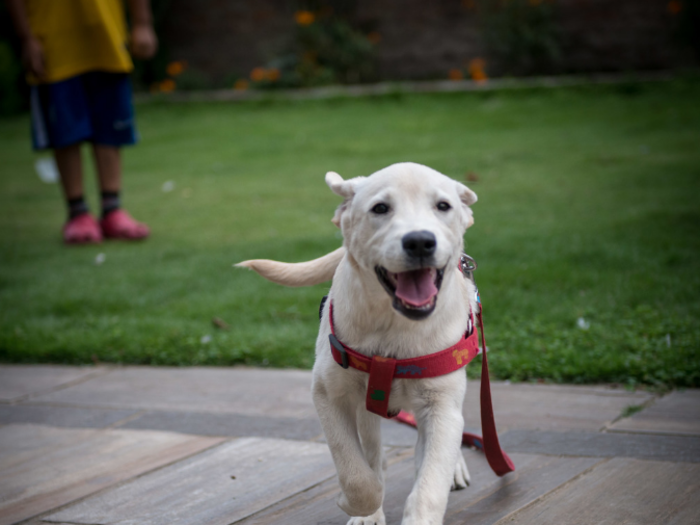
[{"xmin": 26, "ymin": 0, "xmax": 133, "ymax": 84}]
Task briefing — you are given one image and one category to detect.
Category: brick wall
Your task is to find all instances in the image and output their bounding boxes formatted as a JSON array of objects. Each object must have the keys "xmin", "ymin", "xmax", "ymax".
[
  {"xmin": 161, "ymin": 0, "xmax": 688, "ymax": 85},
  {"xmin": 555, "ymin": 0, "xmax": 682, "ymax": 73}
]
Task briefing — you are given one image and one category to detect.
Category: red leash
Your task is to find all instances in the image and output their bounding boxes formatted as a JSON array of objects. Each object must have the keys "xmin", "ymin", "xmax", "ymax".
[{"xmin": 393, "ymin": 310, "xmax": 515, "ymax": 477}]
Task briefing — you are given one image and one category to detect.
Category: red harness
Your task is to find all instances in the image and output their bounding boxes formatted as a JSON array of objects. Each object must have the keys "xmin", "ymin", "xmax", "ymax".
[
  {"xmin": 329, "ymin": 302, "xmax": 479, "ymax": 418},
  {"xmin": 327, "ymin": 291, "xmax": 515, "ymax": 477}
]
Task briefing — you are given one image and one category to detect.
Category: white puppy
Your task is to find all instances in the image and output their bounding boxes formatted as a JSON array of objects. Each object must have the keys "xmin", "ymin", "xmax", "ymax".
[{"xmin": 238, "ymin": 162, "xmax": 479, "ymax": 525}]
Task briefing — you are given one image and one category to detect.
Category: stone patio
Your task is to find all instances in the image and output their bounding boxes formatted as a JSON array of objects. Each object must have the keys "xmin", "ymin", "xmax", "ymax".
[{"xmin": 0, "ymin": 365, "xmax": 698, "ymax": 525}]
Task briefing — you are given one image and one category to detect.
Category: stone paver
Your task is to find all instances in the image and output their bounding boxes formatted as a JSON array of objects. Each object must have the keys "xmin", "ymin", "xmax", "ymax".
[
  {"xmin": 29, "ymin": 366, "xmax": 316, "ymax": 418},
  {"xmin": 503, "ymin": 457, "xmax": 700, "ymax": 525},
  {"xmin": 500, "ymin": 429, "xmax": 700, "ymax": 463},
  {"xmin": 462, "ymin": 380, "xmax": 654, "ymax": 433},
  {"xmin": 0, "ymin": 405, "xmax": 140, "ymax": 429},
  {"xmin": 0, "ymin": 365, "xmax": 106, "ymax": 403},
  {"xmin": 45, "ymin": 437, "xmax": 335, "ymax": 525},
  {"xmin": 244, "ymin": 449, "xmax": 600, "ymax": 525},
  {"xmin": 0, "ymin": 365, "xmax": 696, "ymax": 525},
  {"xmin": 122, "ymin": 410, "xmax": 323, "ymax": 440},
  {"xmin": 609, "ymin": 390, "xmax": 700, "ymax": 436},
  {"xmin": 0, "ymin": 424, "xmax": 223, "ymax": 525}
]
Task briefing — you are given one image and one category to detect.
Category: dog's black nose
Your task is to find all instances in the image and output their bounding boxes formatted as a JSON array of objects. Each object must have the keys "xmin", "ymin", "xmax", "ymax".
[{"xmin": 402, "ymin": 230, "xmax": 437, "ymax": 258}]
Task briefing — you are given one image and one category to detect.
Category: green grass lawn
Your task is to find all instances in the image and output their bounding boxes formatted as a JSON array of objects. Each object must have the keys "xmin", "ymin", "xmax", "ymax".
[{"xmin": 1, "ymin": 80, "xmax": 699, "ymax": 388}]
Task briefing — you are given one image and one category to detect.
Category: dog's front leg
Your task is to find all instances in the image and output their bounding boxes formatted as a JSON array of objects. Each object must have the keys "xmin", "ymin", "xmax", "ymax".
[
  {"xmin": 415, "ymin": 414, "xmax": 470, "ymax": 493},
  {"xmin": 344, "ymin": 406, "xmax": 387, "ymax": 525},
  {"xmin": 313, "ymin": 378, "xmax": 384, "ymax": 519},
  {"xmin": 402, "ymin": 402, "xmax": 464, "ymax": 525}
]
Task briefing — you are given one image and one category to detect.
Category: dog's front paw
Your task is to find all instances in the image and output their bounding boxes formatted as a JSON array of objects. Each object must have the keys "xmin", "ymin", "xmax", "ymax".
[
  {"xmin": 347, "ymin": 507, "xmax": 386, "ymax": 525},
  {"xmin": 451, "ymin": 453, "xmax": 471, "ymax": 491},
  {"xmin": 337, "ymin": 482, "xmax": 383, "ymax": 518}
]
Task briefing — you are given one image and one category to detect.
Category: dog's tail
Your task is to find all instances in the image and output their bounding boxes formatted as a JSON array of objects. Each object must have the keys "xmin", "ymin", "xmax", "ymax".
[{"xmin": 235, "ymin": 247, "xmax": 345, "ymax": 287}]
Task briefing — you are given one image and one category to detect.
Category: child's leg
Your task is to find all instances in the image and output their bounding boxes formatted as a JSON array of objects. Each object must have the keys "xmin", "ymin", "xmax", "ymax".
[
  {"xmin": 55, "ymin": 144, "xmax": 102, "ymax": 244},
  {"xmin": 92, "ymin": 143, "xmax": 149, "ymax": 239},
  {"xmin": 92, "ymin": 144, "xmax": 122, "ymax": 216},
  {"xmin": 55, "ymin": 144, "xmax": 84, "ymax": 200},
  {"xmin": 92, "ymin": 144, "xmax": 121, "ymax": 194}
]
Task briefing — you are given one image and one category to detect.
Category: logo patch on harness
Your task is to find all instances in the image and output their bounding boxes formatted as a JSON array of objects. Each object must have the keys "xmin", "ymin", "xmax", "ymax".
[
  {"xmin": 370, "ymin": 389, "xmax": 386, "ymax": 401},
  {"xmin": 453, "ymin": 348, "xmax": 471, "ymax": 365},
  {"xmin": 350, "ymin": 356, "xmax": 368, "ymax": 370},
  {"xmin": 396, "ymin": 365, "xmax": 426, "ymax": 376}
]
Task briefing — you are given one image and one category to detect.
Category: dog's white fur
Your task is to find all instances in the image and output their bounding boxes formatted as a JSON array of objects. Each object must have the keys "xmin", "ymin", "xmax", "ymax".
[{"xmin": 238, "ymin": 163, "xmax": 478, "ymax": 525}]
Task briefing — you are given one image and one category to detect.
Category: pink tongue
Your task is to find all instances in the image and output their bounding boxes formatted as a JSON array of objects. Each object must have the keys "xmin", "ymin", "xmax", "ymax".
[{"xmin": 395, "ymin": 269, "xmax": 438, "ymax": 307}]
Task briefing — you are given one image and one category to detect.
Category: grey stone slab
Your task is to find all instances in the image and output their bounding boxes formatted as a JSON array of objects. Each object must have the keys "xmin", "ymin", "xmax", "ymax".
[
  {"xmin": 0, "ymin": 424, "xmax": 224, "ymax": 525},
  {"xmin": 241, "ymin": 447, "xmax": 415, "ymax": 525},
  {"xmin": 31, "ymin": 366, "xmax": 316, "ymax": 418},
  {"xmin": 314, "ymin": 418, "xmax": 428, "ymax": 448},
  {"xmin": 0, "ymin": 365, "xmax": 106, "ymax": 403},
  {"xmin": 463, "ymin": 380, "xmax": 654, "ymax": 433},
  {"xmin": 609, "ymin": 389, "xmax": 700, "ymax": 436},
  {"xmin": 242, "ymin": 448, "xmax": 600, "ymax": 525},
  {"xmin": 500, "ymin": 429, "xmax": 700, "ymax": 463},
  {"xmin": 0, "ymin": 404, "xmax": 140, "ymax": 429},
  {"xmin": 316, "ymin": 418, "xmax": 418, "ymax": 447},
  {"xmin": 45, "ymin": 437, "xmax": 336, "ymax": 525},
  {"xmin": 502, "ymin": 457, "xmax": 700, "ymax": 525},
  {"xmin": 122, "ymin": 410, "xmax": 323, "ymax": 440},
  {"xmin": 444, "ymin": 455, "xmax": 602, "ymax": 525},
  {"xmin": 379, "ymin": 418, "xmax": 421, "ymax": 447}
]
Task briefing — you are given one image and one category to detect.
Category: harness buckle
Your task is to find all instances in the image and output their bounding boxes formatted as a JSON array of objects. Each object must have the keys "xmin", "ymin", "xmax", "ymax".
[{"xmin": 329, "ymin": 333, "xmax": 349, "ymax": 369}]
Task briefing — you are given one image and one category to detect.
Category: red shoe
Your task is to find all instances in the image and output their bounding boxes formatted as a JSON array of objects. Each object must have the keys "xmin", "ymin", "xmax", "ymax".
[
  {"xmin": 63, "ymin": 213, "xmax": 103, "ymax": 244},
  {"xmin": 100, "ymin": 209, "xmax": 150, "ymax": 240}
]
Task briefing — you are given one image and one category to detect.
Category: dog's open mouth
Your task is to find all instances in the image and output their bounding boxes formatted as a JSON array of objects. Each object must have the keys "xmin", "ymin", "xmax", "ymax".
[{"xmin": 375, "ymin": 265, "xmax": 445, "ymax": 320}]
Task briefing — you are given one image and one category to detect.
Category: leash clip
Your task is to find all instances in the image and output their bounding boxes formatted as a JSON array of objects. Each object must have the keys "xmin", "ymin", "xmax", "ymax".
[
  {"xmin": 460, "ymin": 253, "xmax": 477, "ymax": 274},
  {"xmin": 460, "ymin": 253, "xmax": 480, "ymax": 305}
]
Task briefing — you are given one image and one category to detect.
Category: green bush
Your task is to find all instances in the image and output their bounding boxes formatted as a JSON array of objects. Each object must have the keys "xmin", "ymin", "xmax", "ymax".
[
  {"xmin": 0, "ymin": 40, "xmax": 23, "ymax": 115},
  {"xmin": 478, "ymin": 0, "xmax": 562, "ymax": 76},
  {"xmin": 253, "ymin": 4, "xmax": 377, "ymax": 89}
]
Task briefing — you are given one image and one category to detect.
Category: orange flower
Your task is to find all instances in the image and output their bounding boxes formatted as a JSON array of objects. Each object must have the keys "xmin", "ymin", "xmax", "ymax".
[
  {"xmin": 668, "ymin": 0, "xmax": 682, "ymax": 14},
  {"xmin": 166, "ymin": 61, "xmax": 186, "ymax": 77},
  {"xmin": 468, "ymin": 58, "xmax": 488, "ymax": 83},
  {"xmin": 159, "ymin": 78, "xmax": 176, "ymax": 92},
  {"xmin": 367, "ymin": 32, "xmax": 381, "ymax": 44},
  {"xmin": 448, "ymin": 68, "xmax": 464, "ymax": 81},
  {"xmin": 233, "ymin": 79, "xmax": 249, "ymax": 91},
  {"xmin": 250, "ymin": 67, "xmax": 267, "ymax": 82},
  {"xmin": 295, "ymin": 10, "xmax": 315, "ymax": 26},
  {"xmin": 266, "ymin": 68, "xmax": 281, "ymax": 81}
]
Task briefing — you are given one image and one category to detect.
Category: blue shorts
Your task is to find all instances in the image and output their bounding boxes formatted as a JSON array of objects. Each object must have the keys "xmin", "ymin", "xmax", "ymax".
[{"xmin": 31, "ymin": 71, "xmax": 138, "ymax": 151}]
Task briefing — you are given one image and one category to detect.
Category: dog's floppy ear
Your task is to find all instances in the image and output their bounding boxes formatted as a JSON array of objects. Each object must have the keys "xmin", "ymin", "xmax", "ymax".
[
  {"xmin": 326, "ymin": 171, "xmax": 355, "ymax": 198},
  {"xmin": 326, "ymin": 171, "xmax": 365, "ymax": 227},
  {"xmin": 456, "ymin": 182, "xmax": 478, "ymax": 228}
]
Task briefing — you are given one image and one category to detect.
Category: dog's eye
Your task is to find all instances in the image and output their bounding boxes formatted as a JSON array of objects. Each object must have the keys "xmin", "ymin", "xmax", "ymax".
[
  {"xmin": 371, "ymin": 203, "xmax": 390, "ymax": 214},
  {"xmin": 436, "ymin": 201, "xmax": 452, "ymax": 212}
]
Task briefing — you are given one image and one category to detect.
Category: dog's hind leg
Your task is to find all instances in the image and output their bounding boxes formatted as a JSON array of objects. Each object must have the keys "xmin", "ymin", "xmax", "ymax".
[
  {"xmin": 452, "ymin": 453, "xmax": 471, "ymax": 490},
  {"xmin": 313, "ymin": 378, "xmax": 384, "ymax": 519}
]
